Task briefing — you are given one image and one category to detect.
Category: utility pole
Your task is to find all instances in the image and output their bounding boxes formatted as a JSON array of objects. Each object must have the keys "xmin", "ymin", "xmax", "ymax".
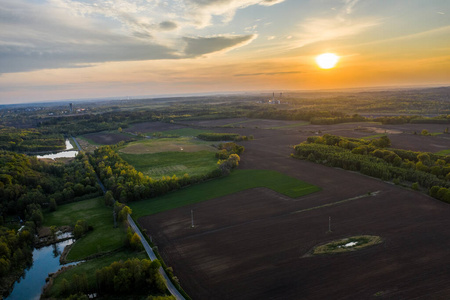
[{"xmin": 328, "ymin": 216, "xmax": 332, "ymax": 232}]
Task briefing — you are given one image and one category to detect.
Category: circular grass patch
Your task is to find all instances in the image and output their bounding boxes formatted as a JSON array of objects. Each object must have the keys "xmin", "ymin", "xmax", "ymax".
[{"xmin": 313, "ymin": 235, "xmax": 383, "ymax": 255}]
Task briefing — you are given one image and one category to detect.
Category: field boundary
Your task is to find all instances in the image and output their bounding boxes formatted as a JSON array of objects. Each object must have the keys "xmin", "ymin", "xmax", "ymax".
[{"xmin": 292, "ymin": 190, "xmax": 381, "ymax": 214}]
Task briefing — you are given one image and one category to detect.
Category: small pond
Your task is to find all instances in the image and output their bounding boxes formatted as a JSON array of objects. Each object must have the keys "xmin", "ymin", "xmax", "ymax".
[{"xmin": 5, "ymin": 239, "xmax": 76, "ymax": 300}]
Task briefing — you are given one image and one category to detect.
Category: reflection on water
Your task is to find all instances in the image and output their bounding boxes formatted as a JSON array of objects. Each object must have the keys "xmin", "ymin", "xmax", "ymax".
[
  {"xmin": 36, "ymin": 151, "xmax": 79, "ymax": 160},
  {"xmin": 36, "ymin": 139, "xmax": 78, "ymax": 160},
  {"xmin": 65, "ymin": 139, "xmax": 74, "ymax": 150},
  {"xmin": 5, "ymin": 239, "xmax": 75, "ymax": 300}
]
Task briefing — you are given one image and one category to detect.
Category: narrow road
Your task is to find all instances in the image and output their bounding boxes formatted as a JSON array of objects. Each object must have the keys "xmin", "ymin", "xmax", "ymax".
[
  {"xmin": 72, "ymin": 135, "xmax": 184, "ymax": 298},
  {"xmin": 70, "ymin": 135, "xmax": 83, "ymax": 151},
  {"xmin": 128, "ymin": 215, "xmax": 185, "ymax": 300}
]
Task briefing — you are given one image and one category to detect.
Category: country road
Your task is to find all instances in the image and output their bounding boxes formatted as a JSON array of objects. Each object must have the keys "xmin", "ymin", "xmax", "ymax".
[
  {"xmin": 71, "ymin": 135, "xmax": 185, "ymax": 299},
  {"xmin": 127, "ymin": 215, "xmax": 185, "ymax": 300}
]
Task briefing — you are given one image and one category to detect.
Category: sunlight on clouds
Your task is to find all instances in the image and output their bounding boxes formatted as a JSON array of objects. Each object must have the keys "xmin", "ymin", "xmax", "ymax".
[
  {"xmin": 1, "ymin": 0, "xmax": 449, "ymax": 102},
  {"xmin": 293, "ymin": 0, "xmax": 379, "ymax": 49}
]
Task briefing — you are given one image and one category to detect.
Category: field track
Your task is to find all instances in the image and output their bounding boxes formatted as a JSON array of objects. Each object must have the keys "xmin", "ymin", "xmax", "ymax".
[{"xmin": 139, "ymin": 120, "xmax": 450, "ymax": 300}]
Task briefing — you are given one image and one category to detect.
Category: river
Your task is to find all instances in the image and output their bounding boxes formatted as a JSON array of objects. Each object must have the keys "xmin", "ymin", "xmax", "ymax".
[
  {"xmin": 36, "ymin": 139, "xmax": 79, "ymax": 160},
  {"xmin": 5, "ymin": 239, "xmax": 76, "ymax": 300}
]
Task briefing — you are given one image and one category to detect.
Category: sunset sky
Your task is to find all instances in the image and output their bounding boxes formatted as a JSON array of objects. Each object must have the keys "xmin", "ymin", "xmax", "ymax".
[{"xmin": 0, "ymin": 0, "xmax": 449, "ymax": 104}]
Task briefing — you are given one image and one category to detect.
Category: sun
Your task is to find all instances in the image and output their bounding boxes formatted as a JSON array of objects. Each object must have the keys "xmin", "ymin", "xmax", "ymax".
[{"xmin": 315, "ymin": 53, "xmax": 340, "ymax": 69}]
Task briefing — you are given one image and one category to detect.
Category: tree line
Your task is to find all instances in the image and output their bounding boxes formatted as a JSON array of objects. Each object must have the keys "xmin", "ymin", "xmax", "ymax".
[
  {"xmin": 0, "ymin": 150, "xmax": 103, "ymax": 292},
  {"xmin": 51, "ymin": 258, "xmax": 173, "ymax": 299},
  {"xmin": 247, "ymin": 107, "xmax": 450, "ymax": 126},
  {"xmin": 294, "ymin": 134, "xmax": 450, "ymax": 202},
  {"xmin": 0, "ymin": 126, "xmax": 65, "ymax": 152}
]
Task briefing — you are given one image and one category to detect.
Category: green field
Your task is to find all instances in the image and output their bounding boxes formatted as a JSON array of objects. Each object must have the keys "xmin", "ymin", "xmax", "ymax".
[
  {"xmin": 44, "ymin": 250, "xmax": 148, "ymax": 298},
  {"xmin": 436, "ymin": 149, "xmax": 450, "ymax": 156},
  {"xmin": 118, "ymin": 137, "xmax": 218, "ymax": 179},
  {"xmin": 121, "ymin": 150, "xmax": 218, "ymax": 179},
  {"xmin": 44, "ymin": 197, "xmax": 126, "ymax": 261},
  {"xmin": 129, "ymin": 169, "xmax": 320, "ymax": 219}
]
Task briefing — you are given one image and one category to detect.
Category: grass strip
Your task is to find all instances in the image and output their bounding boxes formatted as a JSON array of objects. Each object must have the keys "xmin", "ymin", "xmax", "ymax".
[
  {"xmin": 129, "ymin": 169, "xmax": 320, "ymax": 219},
  {"xmin": 436, "ymin": 149, "xmax": 450, "ymax": 156},
  {"xmin": 44, "ymin": 197, "xmax": 126, "ymax": 261},
  {"xmin": 361, "ymin": 134, "xmax": 387, "ymax": 140}
]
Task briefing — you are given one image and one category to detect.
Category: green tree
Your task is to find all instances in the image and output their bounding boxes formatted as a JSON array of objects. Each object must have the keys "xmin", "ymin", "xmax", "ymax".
[
  {"xmin": 421, "ymin": 129, "xmax": 430, "ymax": 136},
  {"xmin": 49, "ymin": 198, "xmax": 57, "ymax": 212},
  {"xmin": 130, "ymin": 233, "xmax": 143, "ymax": 251},
  {"xmin": 104, "ymin": 191, "xmax": 115, "ymax": 207},
  {"xmin": 118, "ymin": 206, "xmax": 132, "ymax": 222}
]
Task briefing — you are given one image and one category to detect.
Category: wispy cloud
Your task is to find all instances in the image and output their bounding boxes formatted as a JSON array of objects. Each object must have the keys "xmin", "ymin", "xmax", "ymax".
[
  {"xmin": 293, "ymin": 0, "xmax": 379, "ymax": 48},
  {"xmin": 185, "ymin": 0, "xmax": 285, "ymax": 27},
  {"xmin": 0, "ymin": 0, "xmax": 283, "ymax": 73},
  {"xmin": 234, "ymin": 71, "xmax": 302, "ymax": 77}
]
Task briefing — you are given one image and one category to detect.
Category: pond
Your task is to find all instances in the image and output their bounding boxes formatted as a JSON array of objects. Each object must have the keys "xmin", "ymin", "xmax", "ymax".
[
  {"xmin": 5, "ymin": 239, "xmax": 76, "ymax": 300},
  {"xmin": 36, "ymin": 139, "xmax": 78, "ymax": 160}
]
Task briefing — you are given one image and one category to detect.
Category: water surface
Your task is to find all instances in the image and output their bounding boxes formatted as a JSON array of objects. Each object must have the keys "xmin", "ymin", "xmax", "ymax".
[
  {"xmin": 6, "ymin": 239, "xmax": 75, "ymax": 300},
  {"xmin": 36, "ymin": 139, "xmax": 78, "ymax": 160}
]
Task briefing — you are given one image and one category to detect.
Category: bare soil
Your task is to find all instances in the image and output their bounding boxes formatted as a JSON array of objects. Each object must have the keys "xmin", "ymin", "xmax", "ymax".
[
  {"xmin": 82, "ymin": 132, "xmax": 134, "ymax": 145},
  {"xmin": 125, "ymin": 122, "xmax": 185, "ymax": 133},
  {"xmin": 136, "ymin": 119, "xmax": 450, "ymax": 299}
]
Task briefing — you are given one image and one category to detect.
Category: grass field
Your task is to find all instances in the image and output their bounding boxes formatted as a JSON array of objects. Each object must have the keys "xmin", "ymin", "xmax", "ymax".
[
  {"xmin": 118, "ymin": 137, "xmax": 218, "ymax": 179},
  {"xmin": 45, "ymin": 250, "xmax": 148, "ymax": 298},
  {"xmin": 44, "ymin": 197, "xmax": 126, "ymax": 261},
  {"xmin": 121, "ymin": 150, "xmax": 218, "ymax": 179},
  {"xmin": 129, "ymin": 169, "xmax": 320, "ymax": 219}
]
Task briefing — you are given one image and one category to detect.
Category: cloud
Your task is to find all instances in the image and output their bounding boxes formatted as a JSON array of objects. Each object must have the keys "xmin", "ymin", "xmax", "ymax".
[
  {"xmin": 0, "ymin": 0, "xmax": 276, "ymax": 73},
  {"xmin": 234, "ymin": 71, "xmax": 302, "ymax": 77},
  {"xmin": 293, "ymin": 0, "xmax": 379, "ymax": 48},
  {"xmin": 159, "ymin": 21, "xmax": 178, "ymax": 30},
  {"xmin": 185, "ymin": 0, "xmax": 286, "ymax": 27},
  {"xmin": 183, "ymin": 34, "xmax": 256, "ymax": 57}
]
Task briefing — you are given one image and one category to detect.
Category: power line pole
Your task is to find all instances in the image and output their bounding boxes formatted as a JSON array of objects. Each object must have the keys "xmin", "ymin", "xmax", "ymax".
[{"xmin": 328, "ymin": 216, "xmax": 332, "ymax": 233}]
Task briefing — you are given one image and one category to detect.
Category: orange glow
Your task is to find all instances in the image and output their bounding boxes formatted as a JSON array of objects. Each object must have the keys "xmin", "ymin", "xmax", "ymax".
[{"xmin": 315, "ymin": 53, "xmax": 340, "ymax": 69}]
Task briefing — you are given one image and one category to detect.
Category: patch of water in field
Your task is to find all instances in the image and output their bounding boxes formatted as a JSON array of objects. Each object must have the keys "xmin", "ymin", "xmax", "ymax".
[{"xmin": 5, "ymin": 239, "xmax": 77, "ymax": 300}]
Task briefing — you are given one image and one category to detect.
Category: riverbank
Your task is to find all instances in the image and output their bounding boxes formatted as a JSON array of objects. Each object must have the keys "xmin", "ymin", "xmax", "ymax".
[{"xmin": 35, "ymin": 226, "xmax": 73, "ymax": 248}]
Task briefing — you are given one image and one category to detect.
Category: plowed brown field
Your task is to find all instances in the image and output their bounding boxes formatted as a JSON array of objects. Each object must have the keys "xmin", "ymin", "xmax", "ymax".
[{"xmin": 138, "ymin": 119, "xmax": 450, "ymax": 300}]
